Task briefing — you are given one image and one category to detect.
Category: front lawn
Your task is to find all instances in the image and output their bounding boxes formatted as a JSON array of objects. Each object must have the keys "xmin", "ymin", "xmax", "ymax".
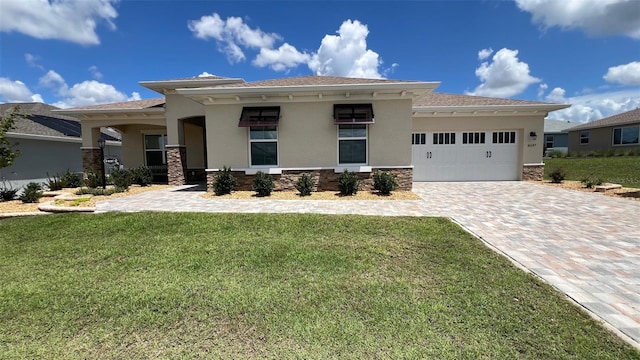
[
  {"xmin": 1, "ymin": 213, "xmax": 637, "ymax": 359},
  {"xmin": 544, "ymin": 156, "xmax": 640, "ymax": 188}
]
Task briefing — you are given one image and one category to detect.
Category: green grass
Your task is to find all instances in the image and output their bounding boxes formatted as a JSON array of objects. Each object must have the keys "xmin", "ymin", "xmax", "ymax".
[
  {"xmin": 1, "ymin": 213, "xmax": 638, "ymax": 359},
  {"xmin": 545, "ymin": 156, "xmax": 640, "ymax": 188}
]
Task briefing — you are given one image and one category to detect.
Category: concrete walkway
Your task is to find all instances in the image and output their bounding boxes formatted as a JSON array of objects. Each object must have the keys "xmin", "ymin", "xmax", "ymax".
[{"xmin": 96, "ymin": 182, "xmax": 640, "ymax": 346}]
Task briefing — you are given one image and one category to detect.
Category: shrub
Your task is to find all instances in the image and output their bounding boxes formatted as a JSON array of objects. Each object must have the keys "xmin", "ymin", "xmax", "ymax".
[
  {"xmin": 213, "ymin": 166, "xmax": 236, "ymax": 196},
  {"xmin": 295, "ymin": 173, "xmax": 315, "ymax": 196},
  {"xmin": 548, "ymin": 150, "xmax": 565, "ymax": 159},
  {"xmin": 46, "ymin": 173, "xmax": 65, "ymax": 191},
  {"xmin": 60, "ymin": 170, "xmax": 83, "ymax": 188},
  {"xmin": 85, "ymin": 168, "xmax": 102, "ymax": 188},
  {"xmin": 131, "ymin": 166, "xmax": 153, "ymax": 186},
  {"xmin": 253, "ymin": 171, "xmax": 275, "ymax": 197},
  {"xmin": 19, "ymin": 182, "xmax": 43, "ymax": 203},
  {"xmin": 549, "ymin": 167, "xmax": 567, "ymax": 183},
  {"xmin": 581, "ymin": 177, "xmax": 604, "ymax": 189},
  {"xmin": 109, "ymin": 168, "xmax": 132, "ymax": 189},
  {"xmin": 338, "ymin": 170, "xmax": 359, "ymax": 195},
  {"xmin": 75, "ymin": 187, "xmax": 125, "ymax": 196},
  {"xmin": 0, "ymin": 180, "xmax": 18, "ymax": 201},
  {"xmin": 373, "ymin": 171, "xmax": 398, "ymax": 196}
]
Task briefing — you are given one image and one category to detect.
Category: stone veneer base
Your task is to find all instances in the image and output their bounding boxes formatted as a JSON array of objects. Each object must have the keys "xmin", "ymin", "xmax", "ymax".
[
  {"xmin": 81, "ymin": 148, "xmax": 103, "ymax": 176},
  {"xmin": 166, "ymin": 146, "xmax": 187, "ymax": 186},
  {"xmin": 207, "ymin": 168, "xmax": 413, "ymax": 193},
  {"xmin": 522, "ymin": 164, "xmax": 544, "ymax": 181}
]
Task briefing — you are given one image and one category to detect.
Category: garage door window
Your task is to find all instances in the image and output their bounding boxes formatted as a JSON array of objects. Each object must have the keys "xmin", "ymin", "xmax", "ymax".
[
  {"xmin": 338, "ymin": 124, "xmax": 367, "ymax": 164},
  {"xmin": 492, "ymin": 131, "xmax": 516, "ymax": 144},
  {"xmin": 412, "ymin": 133, "xmax": 426, "ymax": 145},
  {"xmin": 463, "ymin": 132, "xmax": 486, "ymax": 144},
  {"xmin": 433, "ymin": 132, "xmax": 456, "ymax": 145}
]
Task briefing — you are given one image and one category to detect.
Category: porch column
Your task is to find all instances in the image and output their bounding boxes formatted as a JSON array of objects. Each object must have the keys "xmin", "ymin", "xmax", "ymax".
[
  {"xmin": 166, "ymin": 145, "xmax": 187, "ymax": 185},
  {"xmin": 80, "ymin": 126, "xmax": 103, "ymax": 176}
]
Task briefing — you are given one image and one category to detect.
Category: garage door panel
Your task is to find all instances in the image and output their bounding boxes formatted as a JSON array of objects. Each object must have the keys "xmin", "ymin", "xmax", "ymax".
[{"xmin": 412, "ymin": 131, "xmax": 519, "ymax": 181}]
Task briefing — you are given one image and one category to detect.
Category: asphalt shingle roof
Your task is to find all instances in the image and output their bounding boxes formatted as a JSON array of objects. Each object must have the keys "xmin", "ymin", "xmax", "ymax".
[
  {"xmin": 566, "ymin": 108, "xmax": 640, "ymax": 131},
  {"xmin": 65, "ymin": 98, "xmax": 165, "ymax": 111},
  {"xmin": 544, "ymin": 119, "xmax": 578, "ymax": 133},
  {"xmin": 413, "ymin": 93, "xmax": 556, "ymax": 107},
  {"xmin": 0, "ymin": 102, "xmax": 119, "ymax": 140}
]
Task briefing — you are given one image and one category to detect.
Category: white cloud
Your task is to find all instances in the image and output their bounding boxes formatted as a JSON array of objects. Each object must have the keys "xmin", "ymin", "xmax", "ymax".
[
  {"xmin": 515, "ymin": 0, "xmax": 640, "ymax": 39},
  {"xmin": 24, "ymin": 53, "xmax": 44, "ymax": 70},
  {"xmin": 478, "ymin": 48, "xmax": 493, "ymax": 61},
  {"xmin": 189, "ymin": 15, "xmax": 386, "ymax": 78},
  {"xmin": 543, "ymin": 87, "xmax": 640, "ymax": 123},
  {"xmin": 0, "ymin": 0, "xmax": 118, "ymax": 45},
  {"xmin": 88, "ymin": 65, "xmax": 103, "ymax": 80},
  {"xmin": 39, "ymin": 70, "xmax": 68, "ymax": 95},
  {"xmin": 537, "ymin": 83, "xmax": 548, "ymax": 98},
  {"xmin": 467, "ymin": 48, "xmax": 540, "ymax": 97},
  {"xmin": 188, "ymin": 13, "xmax": 281, "ymax": 63},
  {"xmin": 254, "ymin": 43, "xmax": 311, "ymax": 71},
  {"xmin": 0, "ymin": 77, "xmax": 44, "ymax": 103},
  {"xmin": 197, "ymin": 72, "xmax": 215, "ymax": 77},
  {"xmin": 603, "ymin": 61, "xmax": 640, "ymax": 85},
  {"xmin": 308, "ymin": 20, "xmax": 383, "ymax": 78}
]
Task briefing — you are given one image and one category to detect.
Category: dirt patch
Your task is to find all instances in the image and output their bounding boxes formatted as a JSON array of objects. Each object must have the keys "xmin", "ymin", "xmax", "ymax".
[
  {"xmin": 202, "ymin": 190, "xmax": 421, "ymax": 200},
  {"xmin": 0, "ymin": 185, "xmax": 175, "ymax": 214},
  {"xmin": 531, "ymin": 180, "xmax": 640, "ymax": 201}
]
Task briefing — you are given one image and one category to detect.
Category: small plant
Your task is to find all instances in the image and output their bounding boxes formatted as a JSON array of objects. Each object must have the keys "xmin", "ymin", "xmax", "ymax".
[
  {"xmin": 213, "ymin": 166, "xmax": 236, "ymax": 196},
  {"xmin": 253, "ymin": 171, "xmax": 274, "ymax": 197},
  {"xmin": 549, "ymin": 167, "xmax": 567, "ymax": 183},
  {"xmin": 338, "ymin": 170, "xmax": 359, "ymax": 195},
  {"xmin": 85, "ymin": 168, "xmax": 102, "ymax": 188},
  {"xmin": 0, "ymin": 180, "xmax": 18, "ymax": 201},
  {"xmin": 109, "ymin": 168, "xmax": 132, "ymax": 189},
  {"xmin": 60, "ymin": 170, "xmax": 83, "ymax": 188},
  {"xmin": 373, "ymin": 170, "xmax": 398, "ymax": 196},
  {"xmin": 131, "ymin": 166, "xmax": 153, "ymax": 186},
  {"xmin": 46, "ymin": 173, "xmax": 65, "ymax": 191},
  {"xmin": 19, "ymin": 182, "xmax": 43, "ymax": 203},
  {"xmin": 295, "ymin": 173, "xmax": 315, "ymax": 196},
  {"xmin": 581, "ymin": 177, "xmax": 604, "ymax": 189}
]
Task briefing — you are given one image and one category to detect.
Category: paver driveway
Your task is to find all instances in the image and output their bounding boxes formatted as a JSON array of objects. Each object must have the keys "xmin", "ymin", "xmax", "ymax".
[{"xmin": 97, "ymin": 181, "xmax": 640, "ymax": 346}]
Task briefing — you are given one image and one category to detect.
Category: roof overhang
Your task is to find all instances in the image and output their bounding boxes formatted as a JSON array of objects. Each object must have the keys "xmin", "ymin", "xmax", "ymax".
[
  {"xmin": 412, "ymin": 103, "xmax": 570, "ymax": 117},
  {"xmin": 139, "ymin": 78, "xmax": 245, "ymax": 95},
  {"xmin": 53, "ymin": 107, "xmax": 166, "ymax": 122},
  {"xmin": 177, "ymin": 82, "xmax": 441, "ymax": 105}
]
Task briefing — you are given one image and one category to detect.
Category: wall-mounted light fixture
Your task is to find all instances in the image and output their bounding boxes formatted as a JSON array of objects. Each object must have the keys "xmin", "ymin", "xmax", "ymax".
[{"xmin": 529, "ymin": 131, "xmax": 537, "ymax": 140}]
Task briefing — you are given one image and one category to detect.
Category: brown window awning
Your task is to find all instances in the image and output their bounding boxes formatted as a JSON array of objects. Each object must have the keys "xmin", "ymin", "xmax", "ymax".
[
  {"xmin": 333, "ymin": 104, "xmax": 374, "ymax": 124},
  {"xmin": 238, "ymin": 106, "xmax": 280, "ymax": 127}
]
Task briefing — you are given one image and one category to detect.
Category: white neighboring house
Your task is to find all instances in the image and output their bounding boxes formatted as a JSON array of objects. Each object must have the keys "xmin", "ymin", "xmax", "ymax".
[{"xmin": 0, "ymin": 102, "xmax": 121, "ymax": 189}]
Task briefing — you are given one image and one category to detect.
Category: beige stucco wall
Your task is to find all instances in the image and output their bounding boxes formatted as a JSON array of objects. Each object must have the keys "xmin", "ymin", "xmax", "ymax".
[
  {"xmin": 204, "ymin": 99, "xmax": 413, "ymax": 169},
  {"xmin": 568, "ymin": 124, "xmax": 640, "ymax": 152},
  {"xmin": 116, "ymin": 124, "xmax": 165, "ymax": 168},
  {"xmin": 412, "ymin": 114, "xmax": 545, "ymax": 166},
  {"xmin": 165, "ymin": 94, "xmax": 205, "ymax": 145}
]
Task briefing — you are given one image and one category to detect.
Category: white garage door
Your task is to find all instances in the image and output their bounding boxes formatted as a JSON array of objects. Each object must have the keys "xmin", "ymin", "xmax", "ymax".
[{"xmin": 412, "ymin": 131, "xmax": 519, "ymax": 181}]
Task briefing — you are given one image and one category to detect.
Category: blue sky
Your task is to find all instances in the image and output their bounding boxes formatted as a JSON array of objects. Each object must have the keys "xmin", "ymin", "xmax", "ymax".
[{"xmin": 1, "ymin": 0, "xmax": 639, "ymax": 123}]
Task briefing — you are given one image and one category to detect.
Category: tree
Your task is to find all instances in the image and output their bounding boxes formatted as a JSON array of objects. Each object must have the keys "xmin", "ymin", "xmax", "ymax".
[{"xmin": 0, "ymin": 106, "xmax": 23, "ymax": 169}]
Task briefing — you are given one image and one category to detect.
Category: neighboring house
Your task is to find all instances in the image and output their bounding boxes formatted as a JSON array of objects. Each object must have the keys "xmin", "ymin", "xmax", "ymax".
[
  {"xmin": 0, "ymin": 103, "xmax": 121, "ymax": 185},
  {"xmin": 567, "ymin": 108, "xmax": 640, "ymax": 153},
  {"xmin": 56, "ymin": 75, "xmax": 568, "ymax": 190},
  {"xmin": 543, "ymin": 119, "xmax": 577, "ymax": 155}
]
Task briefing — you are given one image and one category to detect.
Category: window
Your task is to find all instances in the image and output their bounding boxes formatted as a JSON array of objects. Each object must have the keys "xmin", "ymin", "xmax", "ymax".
[
  {"xmin": 412, "ymin": 133, "xmax": 426, "ymax": 145},
  {"xmin": 144, "ymin": 134, "xmax": 167, "ymax": 166},
  {"xmin": 338, "ymin": 124, "xmax": 367, "ymax": 164},
  {"xmin": 249, "ymin": 126, "xmax": 278, "ymax": 166},
  {"xmin": 580, "ymin": 131, "xmax": 589, "ymax": 145},
  {"xmin": 239, "ymin": 106, "xmax": 280, "ymax": 127},
  {"xmin": 545, "ymin": 135, "xmax": 554, "ymax": 149},
  {"xmin": 433, "ymin": 132, "xmax": 456, "ymax": 145},
  {"xmin": 613, "ymin": 125, "xmax": 639, "ymax": 145},
  {"xmin": 334, "ymin": 104, "xmax": 374, "ymax": 124},
  {"xmin": 462, "ymin": 132, "xmax": 485, "ymax": 144},
  {"xmin": 492, "ymin": 131, "xmax": 516, "ymax": 144}
]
